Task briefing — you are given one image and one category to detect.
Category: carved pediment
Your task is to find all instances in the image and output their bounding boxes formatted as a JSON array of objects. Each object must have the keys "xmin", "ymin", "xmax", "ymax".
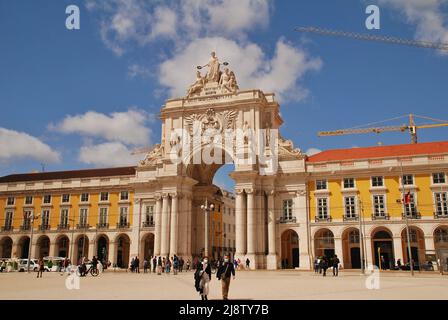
[
  {"xmin": 139, "ymin": 144, "xmax": 164, "ymax": 167},
  {"xmin": 278, "ymin": 135, "xmax": 304, "ymax": 159}
]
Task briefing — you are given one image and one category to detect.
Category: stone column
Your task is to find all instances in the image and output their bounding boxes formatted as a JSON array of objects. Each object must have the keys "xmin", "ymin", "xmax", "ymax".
[
  {"xmin": 160, "ymin": 194, "xmax": 170, "ymax": 257},
  {"xmin": 365, "ymin": 236, "xmax": 373, "ymax": 268},
  {"xmin": 154, "ymin": 194, "xmax": 162, "ymax": 256},
  {"xmin": 109, "ymin": 241, "xmax": 116, "ymax": 266},
  {"xmin": 88, "ymin": 240, "xmax": 95, "ymax": 260},
  {"xmin": 185, "ymin": 195, "xmax": 193, "ymax": 258},
  {"xmin": 334, "ymin": 237, "xmax": 344, "ymax": 268},
  {"xmin": 393, "ymin": 236, "xmax": 404, "ymax": 265},
  {"xmin": 49, "ymin": 241, "xmax": 57, "ymax": 257},
  {"xmin": 246, "ymin": 189, "xmax": 256, "ymax": 269},
  {"xmin": 235, "ymin": 189, "xmax": 246, "ymax": 258},
  {"xmin": 169, "ymin": 193, "xmax": 179, "ymax": 256},
  {"xmin": 267, "ymin": 190, "xmax": 277, "ymax": 269}
]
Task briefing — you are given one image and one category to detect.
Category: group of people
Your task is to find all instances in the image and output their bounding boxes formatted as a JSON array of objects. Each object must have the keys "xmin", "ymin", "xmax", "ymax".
[
  {"xmin": 314, "ymin": 255, "xmax": 341, "ymax": 277},
  {"xmin": 135, "ymin": 255, "xmax": 191, "ymax": 275},
  {"xmin": 194, "ymin": 254, "xmax": 236, "ymax": 300}
]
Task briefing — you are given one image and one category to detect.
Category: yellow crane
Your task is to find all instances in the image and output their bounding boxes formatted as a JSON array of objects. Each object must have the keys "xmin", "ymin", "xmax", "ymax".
[{"xmin": 318, "ymin": 114, "xmax": 448, "ymax": 144}]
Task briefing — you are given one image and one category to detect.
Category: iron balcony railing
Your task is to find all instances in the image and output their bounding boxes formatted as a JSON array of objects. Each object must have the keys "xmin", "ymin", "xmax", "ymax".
[
  {"xmin": 97, "ymin": 223, "xmax": 109, "ymax": 229},
  {"xmin": 279, "ymin": 216, "xmax": 297, "ymax": 223},
  {"xmin": 39, "ymin": 224, "xmax": 50, "ymax": 231},
  {"xmin": 402, "ymin": 212, "xmax": 421, "ymax": 220},
  {"xmin": 57, "ymin": 224, "xmax": 70, "ymax": 230},
  {"xmin": 116, "ymin": 222, "xmax": 130, "ymax": 229},
  {"xmin": 315, "ymin": 216, "xmax": 332, "ymax": 222},
  {"xmin": 76, "ymin": 223, "xmax": 90, "ymax": 230},
  {"xmin": 20, "ymin": 224, "xmax": 31, "ymax": 231},
  {"xmin": 142, "ymin": 221, "xmax": 155, "ymax": 228},
  {"xmin": 343, "ymin": 215, "xmax": 359, "ymax": 222},
  {"xmin": 371, "ymin": 213, "xmax": 391, "ymax": 220},
  {"xmin": 434, "ymin": 212, "xmax": 448, "ymax": 219},
  {"xmin": 1, "ymin": 225, "xmax": 13, "ymax": 232}
]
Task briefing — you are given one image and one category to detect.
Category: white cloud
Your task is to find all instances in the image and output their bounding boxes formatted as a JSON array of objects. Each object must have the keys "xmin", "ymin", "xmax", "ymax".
[
  {"xmin": 305, "ymin": 148, "xmax": 322, "ymax": 156},
  {"xmin": 127, "ymin": 64, "xmax": 150, "ymax": 79},
  {"xmin": 159, "ymin": 37, "xmax": 322, "ymax": 102},
  {"xmin": 86, "ymin": 0, "xmax": 271, "ymax": 55},
  {"xmin": 79, "ymin": 142, "xmax": 143, "ymax": 167},
  {"xmin": 379, "ymin": 0, "xmax": 448, "ymax": 48},
  {"xmin": 0, "ymin": 128, "xmax": 60, "ymax": 163},
  {"xmin": 50, "ymin": 109, "xmax": 151, "ymax": 146}
]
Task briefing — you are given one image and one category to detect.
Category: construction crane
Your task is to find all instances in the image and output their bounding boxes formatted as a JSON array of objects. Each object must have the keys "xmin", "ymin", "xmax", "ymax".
[
  {"xmin": 318, "ymin": 114, "xmax": 448, "ymax": 144},
  {"xmin": 295, "ymin": 26, "xmax": 448, "ymax": 51}
]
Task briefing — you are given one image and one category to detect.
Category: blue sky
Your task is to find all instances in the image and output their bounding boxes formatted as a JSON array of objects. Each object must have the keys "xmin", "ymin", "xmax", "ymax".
[{"xmin": 1, "ymin": 0, "xmax": 447, "ymax": 191}]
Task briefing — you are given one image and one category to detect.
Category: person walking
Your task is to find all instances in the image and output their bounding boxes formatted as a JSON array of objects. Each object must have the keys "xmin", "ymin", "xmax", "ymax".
[
  {"xmin": 37, "ymin": 258, "xmax": 44, "ymax": 278},
  {"xmin": 143, "ymin": 259, "xmax": 148, "ymax": 273},
  {"xmin": 217, "ymin": 255, "xmax": 236, "ymax": 300},
  {"xmin": 157, "ymin": 256, "xmax": 162, "ymax": 275},
  {"xmin": 332, "ymin": 254, "xmax": 340, "ymax": 277},
  {"xmin": 194, "ymin": 256, "xmax": 212, "ymax": 300},
  {"xmin": 152, "ymin": 256, "xmax": 157, "ymax": 273},
  {"xmin": 320, "ymin": 256, "xmax": 328, "ymax": 277},
  {"xmin": 179, "ymin": 257, "xmax": 184, "ymax": 272},
  {"xmin": 130, "ymin": 257, "xmax": 135, "ymax": 273},
  {"xmin": 245, "ymin": 258, "xmax": 250, "ymax": 270},
  {"xmin": 186, "ymin": 259, "xmax": 191, "ymax": 272},
  {"xmin": 135, "ymin": 256, "xmax": 140, "ymax": 273},
  {"xmin": 165, "ymin": 257, "xmax": 171, "ymax": 274},
  {"xmin": 314, "ymin": 257, "xmax": 319, "ymax": 274},
  {"xmin": 173, "ymin": 255, "xmax": 179, "ymax": 275}
]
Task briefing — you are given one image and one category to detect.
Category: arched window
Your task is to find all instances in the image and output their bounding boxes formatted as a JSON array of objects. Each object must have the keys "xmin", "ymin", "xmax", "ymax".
[
  {"xmin": 435, "ymin": 228, "xmax": 448, "ymax": 243},
  {"xmin": 349, "ymin": 230, "xmax": 360, "ymax": 244}
]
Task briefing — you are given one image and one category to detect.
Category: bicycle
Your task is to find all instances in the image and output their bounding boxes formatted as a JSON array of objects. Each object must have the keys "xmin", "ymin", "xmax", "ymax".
[{"xmin": 76, "ymin": 264, "xmax": 99, "ymax": 277}]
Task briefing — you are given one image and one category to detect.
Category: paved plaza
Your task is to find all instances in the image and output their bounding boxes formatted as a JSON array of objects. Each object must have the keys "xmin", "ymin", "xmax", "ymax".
[{"xmin": 1, "ymin": 269, "xmax": 448, "ymax": 300}]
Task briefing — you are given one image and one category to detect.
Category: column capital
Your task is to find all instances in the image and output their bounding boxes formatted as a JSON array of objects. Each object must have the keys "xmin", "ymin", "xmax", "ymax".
[
  {"xmin": 170, "ymin": 192, "xmax": 182, "ymax": 199},
  {"xmin": 162, "ymin": 193, "xmax": 170, "ymax": 199},
  {"xmin": 245, "ymin": 188, "xmax": 254, "ymax": 195},
  {"xmin": 295, "ymin": 189, "xmax": 306, "ymax": 197},
  {"xmin": 266, "ymin": 189, "xmax": 277, "ymax": 196},
  {"xmin": 236, "ymin": 188, "xmax": 245, "ymax": 195},
  {"xmin": 154, "ymin": 193, "xmax": 162, "ymax": 201}
]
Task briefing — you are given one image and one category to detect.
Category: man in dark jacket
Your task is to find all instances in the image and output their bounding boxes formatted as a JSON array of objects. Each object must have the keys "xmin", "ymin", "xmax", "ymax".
[
  {"xmin": 217, "ymin": 255, "xmax": 236, "ymax": 300},
  {"xmin": 332, "ymin": 254, "xmax": 340, "ymax": 276}
]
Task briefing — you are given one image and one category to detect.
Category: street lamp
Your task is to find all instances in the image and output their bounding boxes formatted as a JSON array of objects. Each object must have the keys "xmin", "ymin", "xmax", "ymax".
[
  {"xmin": 200, "ymin": 199, "xmax": 214, "ymax": 258},
  {"xmin": 27, "ymin": 212, "xmax": 40, "ymax": 273},
  {"xmin": 400, "ymin": 160, "xmax": 414, "ymax": 276}
]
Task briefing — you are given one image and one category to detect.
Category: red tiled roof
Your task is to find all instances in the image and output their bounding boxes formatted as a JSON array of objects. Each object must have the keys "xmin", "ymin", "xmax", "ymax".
[
  {"xmin": 307, "ymin": 141, "xmax": 448, "ymax": 163},
  {"xmin": 0, "ymin": 167, "xmax": 136, "ymax": 183}
]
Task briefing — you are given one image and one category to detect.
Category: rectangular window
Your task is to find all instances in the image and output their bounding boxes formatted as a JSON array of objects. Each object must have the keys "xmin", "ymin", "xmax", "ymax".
[
  {"xmin": 145, "ymin": 205, "xmax": 154, "ymax": 226},
  {"xmin": 60, "ymin": 209, "xmax": 69, "ymax": 226},
  {"xmin": 282, "ymin": 199, "xmax": 293, "ymax": 220},
  {"xmin": 23, "ymin": 210, "xmax": 32, "ymax": 228},
  {"xmin": 99, "ymin": 207, "xmax": 108, "ymax": 225},
  {"xmin": 402, "ymin": 175, "xmax": 414, "ymax": 186},
  {"xmin": 41, "ymin": 210, "xmax": 50, "ymax": 226},
  {"xmin": 100, "ymin": 192, "xmax": 109, "ymax": 202},
  {"xmin": 317, "ymin": 198, "xmax": 328, "ymax": 219},
  {"xmin": 119, "ymin": 207, "xmax": 128, "ymax": 225},
  {"xmin": 7, "ymin": 197, "xmax": 15, "ymax": 206},
  {"xmin": 120, "ymin": 191, "xmax": 129, "ymax": 201},
  {"xmin": 43, "ymin": 195, "xmax": 51, "ymax": 204},
  {"xmin": 373, "ymin": 195, "xmax": 386, "ymax": 216},
  {"xmin": 433, "ymin": 173, "xmax": 446, "ymax": 184},
  {"xmin": 372, "ymin": 176, "xmax": 384, "ymax": 187},
  {"xmin": 316, "ymin": 180, "xmax": 327, "ymax": 190},
  {"xmin": 404, "ymin": 193, "xmax": 417, "ymax": 216},
  {"xmin": 5, "ymin": 211, "xmax": 13, "ymax": 228},
  {"xmin": 79, "ymin": 208, "xmax": 88, "ymax": 226},
  {"xmin": 25, "ymin": 196, "xmax": 33, "ymax": 205},
  {"xmin": 435, "ymin": 192, "xmax": 448, "ymax": 216},
  {"xmin": 343, "ymin": 178, "xmax": 355, "ymax": 189},
  {"xmin": 344, "ymin": 196, "xmax": 357, "ymax": 218},
  {"xmin": 62, "ymin": 194, "xmax": 70, "ymax": 203},
  {"xmin": 81, "ymin": 193, "xmax": 89, "ymax": 202}
]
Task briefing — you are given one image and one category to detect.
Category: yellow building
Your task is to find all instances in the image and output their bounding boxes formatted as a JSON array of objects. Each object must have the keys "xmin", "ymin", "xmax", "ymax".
[{"xmin": 307, "ymin": 141, "xmax": 448, "ymax": 270}]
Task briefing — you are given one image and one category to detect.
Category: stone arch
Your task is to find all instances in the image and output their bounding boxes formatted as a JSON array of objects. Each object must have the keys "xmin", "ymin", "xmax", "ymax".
[
  {"xmin": 0, "ymin": 236, "xmax": 13, "ymax": 259},
  {"xmin": 371, "ymin": 226, "xmax": 394, "ymax": 269},
  {"xmin": 17, "ymin": 236, "xmax": 30, "ymax": 259},
  {"xmin": 115, "ymin": 233, "xmax": 131, "ymax": 268},
  {"xmin": 140, "ymin": 232, "xmax": 155, "ymax": 261},
  {"xmin": 341, "ymin": 227, "xmax": 361, "ymax": 269},
  {"xmin": 280, "ymin": 229, "xmax": 299, "ymax": 269},
  {"xmin": 54, "ymin": 234, "xmax": 70, "ymax": 258},
  {"xmin": 434, "ymin": 225, "xmax": 448, "ymax": 249},
  {"xmin": 95, "ymin": 234, "xmax": 110, "ymax": 263},
  {"xmin": 400, "ymin": 226, "xmax": 425, "ymax": 265},
  {"xmin": 74, "ymin": 234, "xmax": 89, "ymax": 263},
  {"xmin": 314, "ymin": 228, "xmax": 335, "ymax": 258},
  {"xmin": 35, "ymin": 235, "xmax": 50, "ymax": 258}
]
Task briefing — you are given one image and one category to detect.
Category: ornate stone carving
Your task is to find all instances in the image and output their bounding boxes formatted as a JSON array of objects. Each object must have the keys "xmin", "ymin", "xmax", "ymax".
[
  {"xmin": 186, "ymin": 52, "xmax": 238, "ymax": 98},
  {"xmin": 278, "ymin": 134, "xmax": 304, "ymax": 159},
  {"xmin": 184, "ymin": 108, "xmax": 238, "ymax": 144},
  {"xmin": 139, "ymin": 144, "xmax": 164, "ymax": 167}
]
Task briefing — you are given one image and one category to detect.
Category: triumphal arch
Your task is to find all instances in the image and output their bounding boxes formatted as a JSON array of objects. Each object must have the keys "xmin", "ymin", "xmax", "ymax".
[{"xmin": 130, "ymin": 52, "xmax": 310, "ymax": 270}]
